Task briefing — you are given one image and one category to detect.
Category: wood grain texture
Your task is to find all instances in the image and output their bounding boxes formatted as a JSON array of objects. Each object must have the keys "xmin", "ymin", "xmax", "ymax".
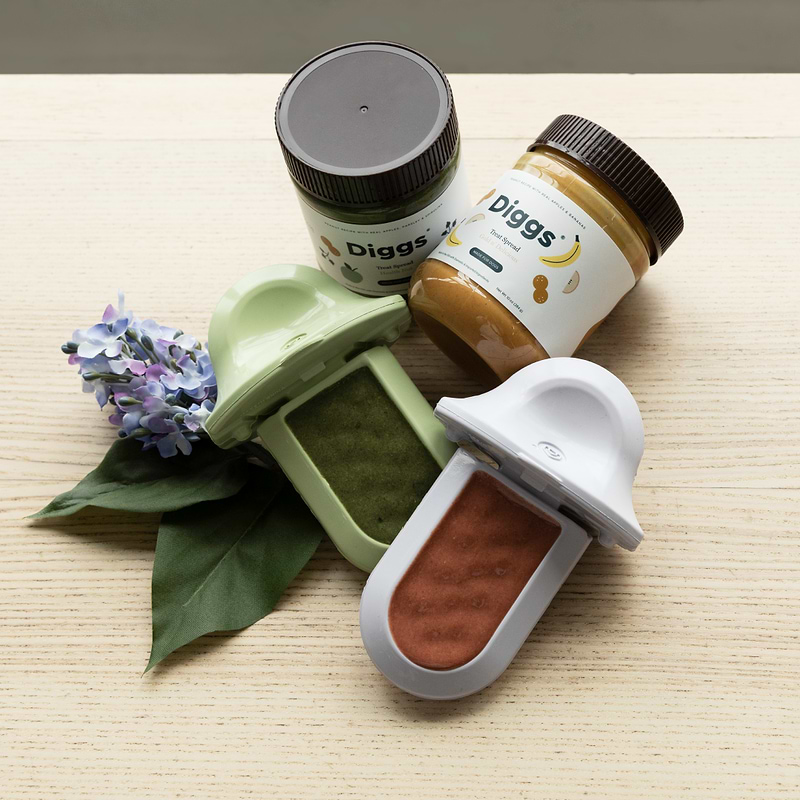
[
  {"xmin": 2, "ymin": 74, "xmax": 800, "ymax": 141},
  {"xmin": 1, "ymin": 75, "xmax": 799, "ymax": 799}
]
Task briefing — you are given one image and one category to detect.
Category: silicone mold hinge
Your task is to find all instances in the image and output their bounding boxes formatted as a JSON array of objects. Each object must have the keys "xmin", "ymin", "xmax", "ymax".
[
  {"xmin": 518, "ymin": 454, "xmax": 553, "ymax": 488},
  {"xmin": 557, "ymin": 503, "xmax": 594, "ymax": 536},
  {"xmin": 299, "ymin": 362, "xmax": 326, "ymax": 383},
  {"xmin": 596, "ymin": 530, "xmax": 616, "ymax": 547},
  {"xmin": 457, "ymin": 440, "xmax": 500, "ymax": 469}
]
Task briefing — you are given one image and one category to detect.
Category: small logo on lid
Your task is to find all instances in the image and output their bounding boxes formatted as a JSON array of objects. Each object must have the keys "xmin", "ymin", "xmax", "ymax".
[{"xmin": 538, "ymin": 441, "xmax": 564, "ymax": 461}]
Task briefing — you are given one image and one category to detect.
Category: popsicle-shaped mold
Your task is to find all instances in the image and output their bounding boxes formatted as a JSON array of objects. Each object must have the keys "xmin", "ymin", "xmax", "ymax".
[{"xmin": 360, "ymin": 357, "xmax": 647, "ymax": 699}]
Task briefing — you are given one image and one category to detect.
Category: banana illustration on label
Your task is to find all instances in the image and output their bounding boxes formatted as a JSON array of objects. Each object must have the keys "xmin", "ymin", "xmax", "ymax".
[
  {"xmin": 446, "ymin": 226, "xmax": 463, "ymax": 247},
  {"xmin": 539, "ymin": 235, "xmax": 581, "ymax": 268}
]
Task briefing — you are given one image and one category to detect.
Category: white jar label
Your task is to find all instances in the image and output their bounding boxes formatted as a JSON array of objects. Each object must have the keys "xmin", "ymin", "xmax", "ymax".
[
  {"xmin": 298, "ymin": 161, "xmax": 470, "ymax": 297},
  {"xmin": 428, "ymin": 169, "xmax": 636, "ymax": 357}
]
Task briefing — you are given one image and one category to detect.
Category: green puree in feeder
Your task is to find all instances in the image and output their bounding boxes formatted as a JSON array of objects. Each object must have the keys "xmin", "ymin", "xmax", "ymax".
[
  {"xmin": 206, "ymin": 264, "xmax": 455, "ymax": 572},
  {"xmin": 287, "ymin": 368, "xmax": 441, "ymax": 545}
]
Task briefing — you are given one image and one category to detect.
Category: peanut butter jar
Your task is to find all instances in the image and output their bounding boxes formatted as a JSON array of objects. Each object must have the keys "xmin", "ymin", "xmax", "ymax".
[{"xmin": 409, "ymin": 115, "xmax": 684, "ymax": 386}]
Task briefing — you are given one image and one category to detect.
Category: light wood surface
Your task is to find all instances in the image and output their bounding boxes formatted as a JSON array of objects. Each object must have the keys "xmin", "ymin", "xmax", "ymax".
[{"xmin": 1, "ymin": 75, "xmax": 799, "ymax": 799}]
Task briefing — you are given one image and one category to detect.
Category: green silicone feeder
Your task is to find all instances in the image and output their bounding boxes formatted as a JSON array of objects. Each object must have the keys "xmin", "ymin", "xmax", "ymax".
[{"xmin": 205, "ymin": 264, "xmax": 455, "ymax": 572}]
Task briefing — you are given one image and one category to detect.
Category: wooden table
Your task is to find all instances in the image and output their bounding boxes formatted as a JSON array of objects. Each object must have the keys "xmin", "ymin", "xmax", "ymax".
[{"xmin": 1, "ymin": 75, "xmax": 798, "ymax": 799}]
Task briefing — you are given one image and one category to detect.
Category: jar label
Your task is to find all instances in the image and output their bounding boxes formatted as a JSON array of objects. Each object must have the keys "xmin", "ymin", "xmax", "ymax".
[
  {"xmin": 298, "ymin": 162, "xmax": 470, "ymax": 297},
  {"xmin": 428, "ymin": 169, "xmax": 635, "ymax": 357}
]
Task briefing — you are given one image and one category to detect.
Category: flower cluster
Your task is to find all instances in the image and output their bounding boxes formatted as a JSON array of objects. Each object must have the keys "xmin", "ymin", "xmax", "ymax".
[{"xmin": 63, "ymin": 293, "xmax": 216, "ymax": 457}]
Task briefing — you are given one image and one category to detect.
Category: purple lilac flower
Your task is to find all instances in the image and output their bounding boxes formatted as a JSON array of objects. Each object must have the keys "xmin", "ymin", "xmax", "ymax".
[
  {"xmin": 185, "ymin": 399, "xmax": 215, "ymax": 432},
  {"xmin": 63, "ymin": 292, "xmax": 217, "ymax": 457}
]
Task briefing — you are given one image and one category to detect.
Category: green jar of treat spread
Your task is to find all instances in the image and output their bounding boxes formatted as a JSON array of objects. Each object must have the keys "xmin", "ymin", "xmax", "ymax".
[
  {"xmin": 205, "ymin": 264, "xmax": 455, "ymax": 572},
  {"xmin": 276, "ymin": 42, "xmax": 470, "ymax": 297}
]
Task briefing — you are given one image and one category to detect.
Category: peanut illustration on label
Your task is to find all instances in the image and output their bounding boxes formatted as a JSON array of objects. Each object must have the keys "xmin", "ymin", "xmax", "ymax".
[
  {"xmin": 320, "ymin": 236, "xmax": 341, "ymax": 257},
  {"xmin": 533, "ymin": 274, "xmax": 549, "ymax": 304}
]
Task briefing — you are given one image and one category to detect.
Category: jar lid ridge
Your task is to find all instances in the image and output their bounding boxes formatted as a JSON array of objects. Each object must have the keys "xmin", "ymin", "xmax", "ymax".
[
  {"xmin": 530, "ymin": 114, "xmax": 684, "ymax": 262},
  {"xmin": 276, "ymin": 41, "xmax": 460, "ymax": 209}
]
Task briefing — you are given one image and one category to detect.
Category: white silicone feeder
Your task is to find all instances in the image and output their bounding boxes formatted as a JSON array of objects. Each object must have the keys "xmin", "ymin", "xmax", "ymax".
[{"xmin": 360, "ymin": 357, "xmax": 645, "ymax": 699}]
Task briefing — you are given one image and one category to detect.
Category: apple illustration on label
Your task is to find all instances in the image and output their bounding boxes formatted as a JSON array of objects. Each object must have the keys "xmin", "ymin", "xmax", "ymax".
[
  {"xmin": 562, "ymin": 270, "xmax": 580, "ymax": 293},
  {"xmin": 341, "ymin": 263, "xmax": 363, "ymax": 283}
]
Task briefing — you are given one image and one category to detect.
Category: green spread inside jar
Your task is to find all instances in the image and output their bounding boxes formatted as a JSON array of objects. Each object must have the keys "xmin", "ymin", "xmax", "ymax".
[{"xmin": 276, "ymin": 41, "xmax": 470, "ymax": 297}]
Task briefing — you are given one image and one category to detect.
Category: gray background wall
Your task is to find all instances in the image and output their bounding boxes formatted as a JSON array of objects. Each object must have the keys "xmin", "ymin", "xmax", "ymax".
[{"xmin": 1, "ymin": 0, "xmax": 799, "ymax": 73}]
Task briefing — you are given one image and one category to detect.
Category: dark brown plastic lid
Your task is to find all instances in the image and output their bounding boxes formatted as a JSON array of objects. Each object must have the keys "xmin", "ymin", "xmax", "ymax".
[
  {"xmin": 276, "ymin": 42, "xmax": 459, "ymax": 209},
  {"xmin": 530, "ymin": 115, "xmax": 684, "ymax": 263}
]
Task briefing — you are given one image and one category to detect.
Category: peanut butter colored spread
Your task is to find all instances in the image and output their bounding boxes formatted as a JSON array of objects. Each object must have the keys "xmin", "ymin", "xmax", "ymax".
[
  {"xmin": 388, "ymin": 471, "xmax": 561, "ymax": 671},
  {"xmin": 409, "ymin": 115, "xmax": 684, "ymax": 386}
]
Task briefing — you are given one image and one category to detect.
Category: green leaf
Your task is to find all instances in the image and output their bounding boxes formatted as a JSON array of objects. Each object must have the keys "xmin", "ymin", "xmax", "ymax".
[
  {"xmin": 30, "ymin": 437, "xmax": 249, "ymax": 519},
  {"xmin": 145, "ymin": 468, "xmax": 323, "ymax": 672}
]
